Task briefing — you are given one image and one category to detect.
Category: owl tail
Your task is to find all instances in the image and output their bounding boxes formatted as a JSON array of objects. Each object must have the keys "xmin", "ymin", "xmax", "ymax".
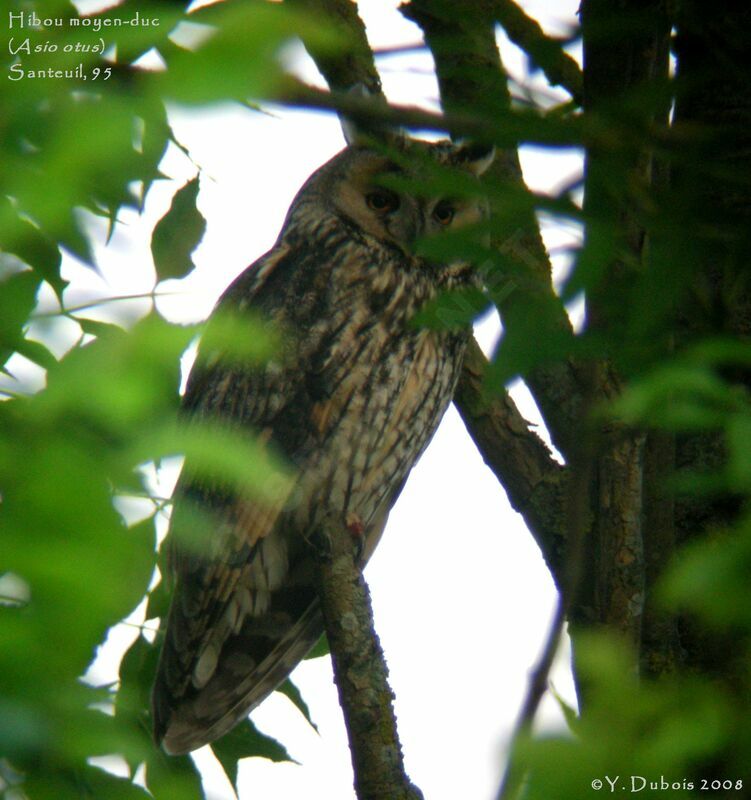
[
  {"xmin": 151, "ymin": 501, "xmax": 392, "ymax": 755},
  {"xmin": 151, "ymin": 564, "xmax": 323, "ymax": 755}
]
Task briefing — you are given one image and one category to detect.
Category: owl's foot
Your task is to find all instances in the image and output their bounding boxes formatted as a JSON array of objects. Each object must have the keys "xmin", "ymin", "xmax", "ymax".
[
  {"xmin": 307, "ymin": 513, "xmax": 365, "ymax": 563},
  {"xmin": 307, "ymin": 526, "xmax": 332, "ymax": 560}
]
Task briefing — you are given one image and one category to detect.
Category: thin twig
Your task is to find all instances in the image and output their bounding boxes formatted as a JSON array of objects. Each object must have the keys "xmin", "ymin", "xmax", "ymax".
[
  {"xmin": 495, "ymin": 419, "xmax": 594, "ymax": 799},
  {"xmin": 32, "ymin": 291, "xmax": 180, "ymax": 319}
]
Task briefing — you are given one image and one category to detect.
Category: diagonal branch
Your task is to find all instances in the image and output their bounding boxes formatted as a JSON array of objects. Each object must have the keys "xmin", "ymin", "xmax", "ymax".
[
  {"xmin": 401, "ymin": 0, "xmax": 586, "ymax": 467},
  {"xmin": 285, "ymin": 0, "xmax": 381, "ymax": 92},
  {"xmin": 492, "ymin": 0, "xmax": 583, "ymax": 102},
  {"xmin": 454, "ymin": 338, "xmax": 567, "ymax": 579},
  {"xmin": 288, "ymin": 0, "xmax": 570, "ymax": 573}
]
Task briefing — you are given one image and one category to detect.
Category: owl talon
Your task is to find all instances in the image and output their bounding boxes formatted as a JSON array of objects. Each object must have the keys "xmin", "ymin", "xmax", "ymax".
[
  {"xmin": 345, "ymin": 512, "xmax": 364, "ymax": 538},
  {"xmin": 345, "ymin": 512, "xmax": 366, "ymax": 563},
  {"xmin": 308, "ymin": 527, "xmax": 332, "ymax": 560}
]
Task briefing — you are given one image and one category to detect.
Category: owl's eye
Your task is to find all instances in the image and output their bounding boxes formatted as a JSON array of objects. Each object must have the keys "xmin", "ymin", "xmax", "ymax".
[
  {"xmin": 433, "ymin": 200, "xmax": 456, "ymax": 225},
  {"xmin": 366, "ymin": 190, "xmax": 400, "ymax": 214}
]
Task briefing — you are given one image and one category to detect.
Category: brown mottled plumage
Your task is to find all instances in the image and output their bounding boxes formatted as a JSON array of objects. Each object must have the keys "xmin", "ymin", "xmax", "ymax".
[{"xmin": 151, "ymin": 135, "xmax": 493, "ymax": 754}]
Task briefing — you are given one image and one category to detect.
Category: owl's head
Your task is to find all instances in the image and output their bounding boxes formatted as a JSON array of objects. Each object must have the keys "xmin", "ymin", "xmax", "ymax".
[{"xmin": 290, "ymin": 133, "xmax": 494, "ymax": 257}]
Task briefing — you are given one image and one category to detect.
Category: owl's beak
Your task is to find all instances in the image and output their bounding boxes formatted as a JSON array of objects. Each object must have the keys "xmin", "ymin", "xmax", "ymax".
[
  {"xmin": 385, "ymin": 209, "xmax": 425, "ymax": 252},
  {"xmin": 402, "ymin": 208, "xmax": 427, "ymax": 246}
]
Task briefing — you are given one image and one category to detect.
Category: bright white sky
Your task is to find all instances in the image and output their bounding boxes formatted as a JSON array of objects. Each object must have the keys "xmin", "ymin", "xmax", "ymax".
[{"xmin": 30, "ymin": 1, "xmax": 584, "ymax": 798}]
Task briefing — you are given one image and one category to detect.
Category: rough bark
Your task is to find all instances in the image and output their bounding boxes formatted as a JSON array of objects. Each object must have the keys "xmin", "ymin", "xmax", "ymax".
[
  {"xmin": 454, "ymin": 338, "xmax": 567, "ymax": 579},
  {"xmin": 641, "ymin": 429, "xmax": 679, "ymax": 677},
  {"xmin": 669, "ymin": 1, "xmax": 751, "ymax": 685},
  {"xmin": 314, "ymin": 520, "xmax": 423, "ymax": 800},
  {"xmin": 285, "ymin": 0, "xmax": 381, "ymax": 92},
  {"xmin": 577, "ymin": 0, "xmax": 671, "ymax": 656}
]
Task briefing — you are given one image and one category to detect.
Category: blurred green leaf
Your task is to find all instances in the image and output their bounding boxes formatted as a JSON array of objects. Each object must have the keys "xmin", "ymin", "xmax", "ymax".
[
  {"xmin": 14, "ymin": 336, "xmax": 58, "ymax": 371},
  {"xmin": 516, "ymin": 634, "xmax": 730, "ymax": 800},
  {"xmin": 549, "ymin": 683, "xmax": 579, "ymax": 734},
  {"xmin": 277, "ymin": 679, "xmax": 318, "ymax": 733},
  {"xmin": 145, "ymin": 749, "xmax": 205, "ymax": 800},
  {"xmin": 145, "ymin": 576, "xmax": 171, "ymax": 623},
  {"xmin": 0, "ymin": 269, "xmax": 42, "ymax": 367},
  {"xmin": 160, "ymin": 1, "xmax": 336, "ymax": 104},
  {"xmin": 613, "ymin": 362, "xmax": 741, "ymax": 430},
  {"xmin": 660, "ymin": 522, "xmax": 751, "ymax": 627},
  {"xmin": 151, "ymin": 176, "xmax": 206, "ymax": 281},
  {"xmin": 0, "ymin": 197, "xmax": 66, "ymax": 298},
  {"xmin": 212, "ymin": 718, "xmax": 294, "ymax": 795},
  {"xmin": 76, "ymin": 316, "xmax": 127, "ymax": 339},
  {"xmin": 305, "ymin": 633, "xmax": 329, "ymax": 660},
  {"xmin": 76, "ymin": 767, "xmax": 153, "ymax": 799},
  {"xmin": 411, "ymin": 285, "xmax": 492, "ymax": 330},
  {"xmin": 198, "ymin": 308, "xmax": 279, "ymax": 368},
  {"xmin": 145, "ymin": 420, "xmax": 292, "ymax": 514}
]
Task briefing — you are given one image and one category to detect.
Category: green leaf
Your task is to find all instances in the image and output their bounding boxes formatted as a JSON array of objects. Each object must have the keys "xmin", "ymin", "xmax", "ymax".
[
  {"xmin": 76, "ymin": 317, "xmax": 126, "ymax": 340},
  {"xmin": 14, "ymin": 337, "xmax": 58, "ymax": 371},
  {"xmin": 198, "ymin": 309, "xmax": 279, "ymax": 367},
  {"xmin": 116, "ymin": 634, "xmax": 161, "ymax": 774},
  {"xmin": 549, "ymin": 682, "xmax": 579, "ymax": 733},
  {"xmin": 38, "ymin": 314, "xmax": 193, "ymax": 432},
  {"xmin": 143, "ymin": 420, "xmax": 293, "ymax": 516},
  {"xmin": 660, "ymin": 527, "xmax": 751, "ymax": 627},
  {"xmin": 613, "ymin": 363, "xmax": 739, "ymax": 430},
  {"xmin": 0, "ymin": 198, "xmax": 66, "ymax": 299},
  {"xmin": 151, "ymin": 176, "xmax": 206, "ymax": 281},
  {"xmin": 727, "ymin": 412, "xmax": 751, "ymax": 490},
  {"xmin": 160, "ymin": 1, "xmax": 334, "ymax": 105},
  {"xmin": 304, "ymin": 633, "xmax": 329, "ymax": 660},
  {"xmin": 211, "ymin": 719, "xmax": 294, "ymax": 795},
  {"xmin": 277, "ymin": 679, "xmax": 318, "ymax": 733},
  {"xmin": 79, "ymin": 766, "xmax": 153, "ymax": 799},
  {"xmin": 139, "ymin": 103, "xmax": 172, "ymax": 206},
  {"xmin": 0, "ymin": 270, "xmax": 42, "ymax": 367},
  {"xmin": 145, "ymin": 576, "xmax": 171, "ymax": 622},
  {"xmin": 146, "ymin": 750, "xmax": 206, "ymax": 800},
  {"xmin": 411, "ymin": 285, "xmax": 492, "ymax": 331},
  {"xmin": 22, "ymin": 764, "xmax": 152, "ymax": 800}
]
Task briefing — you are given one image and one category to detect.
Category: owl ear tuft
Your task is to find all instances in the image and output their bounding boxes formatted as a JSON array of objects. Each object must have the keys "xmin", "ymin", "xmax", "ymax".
[
  {"xmin": 339, "ymin": 84, "xmax": 373, "ymax": 146},
  {"xmin": 339, "ymin": 83, "xmax": 405, "ymax": 149},
  {"xmin": 455, "ymin": 141, "xmax": 496, "ymax": 177}
]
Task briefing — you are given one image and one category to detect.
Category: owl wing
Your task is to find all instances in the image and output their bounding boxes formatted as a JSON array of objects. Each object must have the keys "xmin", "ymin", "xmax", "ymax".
[{"xmin": 151, "ymin": 240, "xmax": 332, "ymax": 754}]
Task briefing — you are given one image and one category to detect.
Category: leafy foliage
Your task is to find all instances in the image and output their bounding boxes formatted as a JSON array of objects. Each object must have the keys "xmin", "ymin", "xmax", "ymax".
[
  {"xmin": 1, "ymin": 0, "xmax": 330, "ymax": 796},
  {"xmin": 2, "ymin": 0, "xmax": 751, "ymax": 798}
]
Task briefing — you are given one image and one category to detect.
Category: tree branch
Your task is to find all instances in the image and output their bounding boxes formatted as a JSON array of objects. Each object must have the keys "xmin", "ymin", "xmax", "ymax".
[
  {"xmin": 313, "ymin": 520, "xmax": 423, "ymax": 800},
  {"xmin": 454, "ymin": 338, "xmax": 567, "ymax": 579},
  {"xmin": 278, "ymin": 78, "xmax": 584, "ymax": 149},
  {"xmin": 285, "ymin": 0, "xmax": 381, "ymax": 92},
  {"xmin": 578, "ymin": 0, "xmax": 671, "ymax": 649},
  {"xmin": 492, "ymin": 0, "xmax": 582, "ymax": 103},
  {"xmin": 282, "ymin": 3, "xmax": 423, "ymax": 798},
  {"xmin": 401, "ymin": 0, "xmax": 587, "ymax": 463}
]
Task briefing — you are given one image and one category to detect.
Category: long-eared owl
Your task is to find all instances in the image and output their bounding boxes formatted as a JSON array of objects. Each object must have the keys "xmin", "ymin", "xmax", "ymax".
[{"xmin": 151, "ymin": 131, "xmax": 494, "ymax": 754}]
